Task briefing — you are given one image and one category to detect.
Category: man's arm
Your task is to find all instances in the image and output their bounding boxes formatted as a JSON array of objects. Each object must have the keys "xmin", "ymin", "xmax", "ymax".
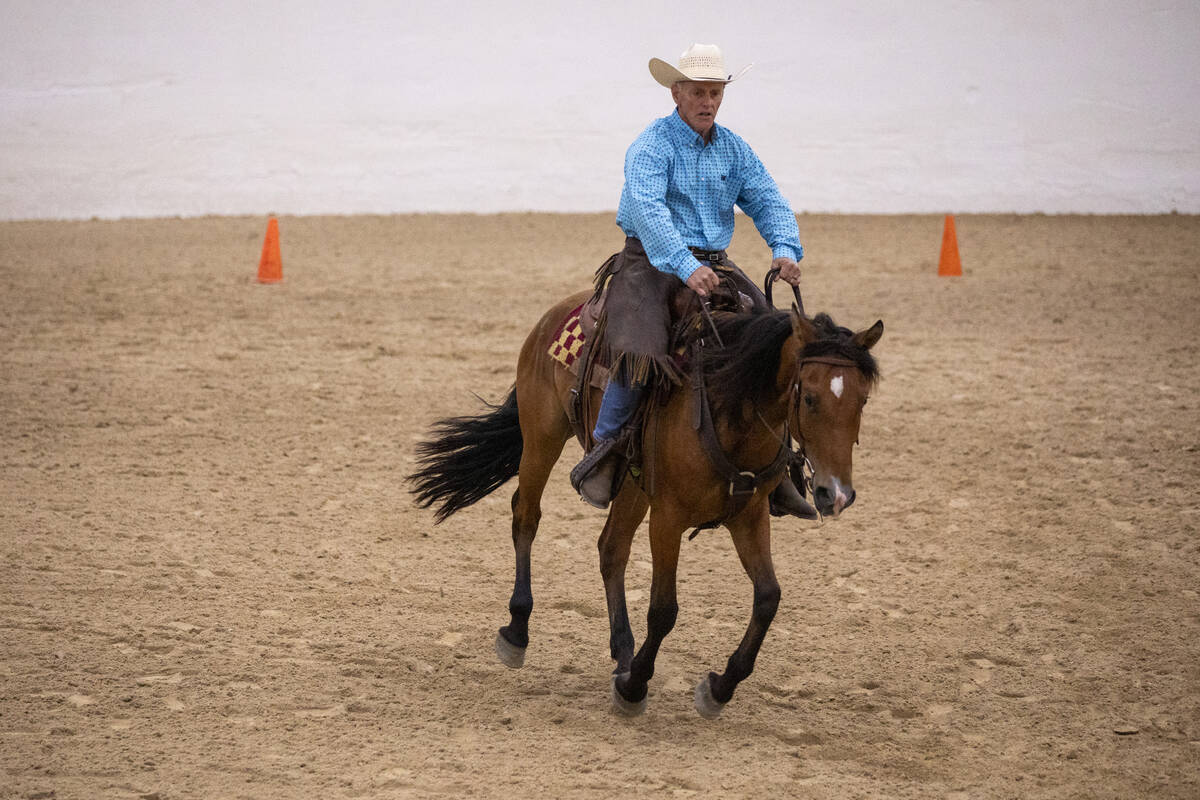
[
  {"xmin": 621, "ymin": 141, "xmax": 711, "ymax": 288},
  {"xmin": 735, "ymin": 142, "xmax": 804, "ymax": 286}
]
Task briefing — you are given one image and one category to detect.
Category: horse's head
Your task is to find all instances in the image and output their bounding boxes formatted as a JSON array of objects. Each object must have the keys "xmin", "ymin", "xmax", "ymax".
[{"xmin": 789, "ymin": 308, "xmax": 883, "ymax": 518}]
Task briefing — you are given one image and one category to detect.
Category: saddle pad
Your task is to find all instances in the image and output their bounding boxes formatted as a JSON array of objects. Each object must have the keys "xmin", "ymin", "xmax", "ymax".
[
  {"xmin": 548, "ymin": 304, "xmax": 587, "ymax": 369},
  {"xmin": 548, "ymin": 303, "xmax": 610, "ymax": 391}
]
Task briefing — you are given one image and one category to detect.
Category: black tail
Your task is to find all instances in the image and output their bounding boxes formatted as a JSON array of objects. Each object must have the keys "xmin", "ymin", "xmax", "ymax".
[{"xmin": 408, "ymin": 387, "xmax": 523, "ymax": 523}]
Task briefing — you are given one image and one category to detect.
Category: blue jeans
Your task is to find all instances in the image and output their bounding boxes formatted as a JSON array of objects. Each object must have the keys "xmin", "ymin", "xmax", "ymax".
[{"xmin": 593, "ymin": 379, "xmax": 643, "ymax": 442}]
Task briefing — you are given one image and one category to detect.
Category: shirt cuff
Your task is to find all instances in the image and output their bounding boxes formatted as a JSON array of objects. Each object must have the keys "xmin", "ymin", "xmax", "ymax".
[
  {"xmin": 772, "ymin": 244, "xmax": 804, "ymax": 262},
  {"xmin": 675, "ymin": 255, "xmax": 704, "ymax": 283}
]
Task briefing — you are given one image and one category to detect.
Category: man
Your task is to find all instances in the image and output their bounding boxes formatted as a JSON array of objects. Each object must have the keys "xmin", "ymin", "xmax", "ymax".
[{"xmin": 570, "ymin": 43, "xmax": 816, "ymax": 519}]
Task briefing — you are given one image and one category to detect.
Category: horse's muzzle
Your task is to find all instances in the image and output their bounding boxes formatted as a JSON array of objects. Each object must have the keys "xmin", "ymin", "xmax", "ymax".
[{"xmin": 814, "ymin": 485, "xmax": 856, "ymax": 517}]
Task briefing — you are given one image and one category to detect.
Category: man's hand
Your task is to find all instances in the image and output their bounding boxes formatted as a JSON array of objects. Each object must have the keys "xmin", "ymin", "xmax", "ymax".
[
  {"xmin": 686, "ymin": 265, "xmax": 720, "ymax": 297},
  {"xmin": 773, "ymin": 257, "xmax": 802, "ymax": 287}
]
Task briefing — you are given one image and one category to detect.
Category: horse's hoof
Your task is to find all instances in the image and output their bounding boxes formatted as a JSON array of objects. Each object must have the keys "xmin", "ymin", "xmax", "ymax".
[
  {"xmin": 494, "ymin": 632, "xmax": 526, "ymax": 669},
  {"xmin": 610, "ymin": 673, "xmax": 647, "ymax": 717},
  {"xmin": 694, "ymin": 676, "xmax": 726, "ymax": 720}
]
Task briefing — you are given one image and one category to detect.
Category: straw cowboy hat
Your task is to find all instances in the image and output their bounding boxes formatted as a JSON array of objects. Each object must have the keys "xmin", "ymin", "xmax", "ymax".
[{"xmin": 648, "ymin": 43, "xmax": 752, "ymax": 88}]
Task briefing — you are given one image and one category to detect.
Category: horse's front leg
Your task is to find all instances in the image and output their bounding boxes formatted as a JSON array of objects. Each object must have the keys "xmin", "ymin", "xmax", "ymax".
[
  {"xmin": 597, "ymin": 482, "xmax": 649, "ymax": 675},
  {"xmin": 695, "ymin": 501, "xmax": 780, "ymax": 719},
  {"xmin": 611, "ymin": 505, "xmax": 683, "ymax": 716}
]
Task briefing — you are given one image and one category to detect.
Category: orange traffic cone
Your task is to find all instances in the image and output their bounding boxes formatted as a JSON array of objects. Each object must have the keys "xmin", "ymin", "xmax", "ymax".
[
  {"xmin": 938, "ymin": 214, "xmax": 962, "ymax": 276},
  {"xmin": 257, "ymin": 217, "xmax": 283, "ymax": 283}
]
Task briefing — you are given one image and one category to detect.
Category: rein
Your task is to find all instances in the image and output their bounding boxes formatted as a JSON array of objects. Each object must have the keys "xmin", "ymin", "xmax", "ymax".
[{"xmin": 765, "ymin": 266, "xmax": 804, "ymax": 317}]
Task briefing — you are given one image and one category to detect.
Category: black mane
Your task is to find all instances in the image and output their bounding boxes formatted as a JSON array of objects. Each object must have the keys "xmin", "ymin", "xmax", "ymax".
[{"xmin": 702, "ymin": 310, "xmax": 879, "ymax": 424}]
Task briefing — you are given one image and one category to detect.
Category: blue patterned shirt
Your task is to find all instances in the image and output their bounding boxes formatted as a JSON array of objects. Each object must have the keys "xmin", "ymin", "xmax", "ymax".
[{"xmin": 616, "ymin": 109, "xmax": 803, "ymax": 282}]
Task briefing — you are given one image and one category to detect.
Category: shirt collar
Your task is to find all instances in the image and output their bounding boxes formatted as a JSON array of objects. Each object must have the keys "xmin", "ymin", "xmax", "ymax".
[{"xmin": 668, "ymin": 108, "xmax": 720, "ymax": 147}]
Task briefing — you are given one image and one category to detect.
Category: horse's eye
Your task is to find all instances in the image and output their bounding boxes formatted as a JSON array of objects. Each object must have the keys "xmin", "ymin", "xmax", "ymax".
[{"xmin": 804, "ymin": 393, "xmax": 817, "ymax": 410}]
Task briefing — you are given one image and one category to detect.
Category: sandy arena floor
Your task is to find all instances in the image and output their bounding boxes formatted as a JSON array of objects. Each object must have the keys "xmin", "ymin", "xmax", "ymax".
[{"xmin": 1, "ymin": 213, "xmax": 1198, "ymax": 799}]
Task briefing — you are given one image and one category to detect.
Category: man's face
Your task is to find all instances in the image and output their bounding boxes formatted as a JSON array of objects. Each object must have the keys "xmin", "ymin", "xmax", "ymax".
[{"xmin": 672, "ymin": 80, "xmax": 725, "ymax": 138}]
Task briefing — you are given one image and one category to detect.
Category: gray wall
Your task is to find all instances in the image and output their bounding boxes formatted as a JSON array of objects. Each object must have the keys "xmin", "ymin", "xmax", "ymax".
[{"xmin": 2, "ymin": 0, "xmax": 1197, "ymax": 219}]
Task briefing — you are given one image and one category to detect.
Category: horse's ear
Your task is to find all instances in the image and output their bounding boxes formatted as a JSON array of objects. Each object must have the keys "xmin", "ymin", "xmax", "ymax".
[
  {"xmin": 852, "ymin": 320, "xmax": 884, "ymax": 350},
  {"xmin": 791, "ymin": 304, "xmax": 817, "ymax": 344}
]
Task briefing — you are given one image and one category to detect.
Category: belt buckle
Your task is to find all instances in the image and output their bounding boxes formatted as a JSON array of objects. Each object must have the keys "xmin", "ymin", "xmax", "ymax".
[{"xmin": 728, "ymin": 470, "xmax": 757, "ymax": 496}]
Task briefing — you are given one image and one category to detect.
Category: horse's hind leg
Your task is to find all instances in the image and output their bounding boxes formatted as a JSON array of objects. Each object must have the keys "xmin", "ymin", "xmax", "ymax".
[
  {"xmin": 694, "ymin": 505, "xmax": 780, "ymax": 718},
  {"xmin": 598, "ymin": 482, "xmax": 649, "ymax": 675},
  {"xmin": 496, "ymin": 392, "xmax": 570, "ymax": 668}
]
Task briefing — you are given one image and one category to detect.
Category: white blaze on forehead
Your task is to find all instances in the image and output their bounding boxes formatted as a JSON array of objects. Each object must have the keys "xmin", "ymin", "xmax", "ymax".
[{"xmin": 830, "ymin": 374, "xmax": 844, "ymax": 399}]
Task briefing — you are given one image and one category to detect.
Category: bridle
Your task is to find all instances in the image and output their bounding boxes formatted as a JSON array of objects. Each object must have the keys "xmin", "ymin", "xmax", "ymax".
[
  {"xmin": 686, "ymin": 268, "xmax": 864, "ymax": 535},
  {"xmin": 786, "ymin": 353, "xmax": 863, "ymax": 509},
  {"xmin": 687, "ymin": 270, "xmax": 849, "ymax": 534},
  {"xmin": 769, "ymin": 263, "xmax": 862, "ymax": 467}
]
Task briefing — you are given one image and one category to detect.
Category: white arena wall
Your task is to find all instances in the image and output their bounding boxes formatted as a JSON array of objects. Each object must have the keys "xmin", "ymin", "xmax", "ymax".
[{"xmin": 2, "ymin": 0, "xmax": 1198, "ymax": 220}]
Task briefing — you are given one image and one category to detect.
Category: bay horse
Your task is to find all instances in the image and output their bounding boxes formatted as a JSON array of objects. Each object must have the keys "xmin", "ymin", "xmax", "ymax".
[{"xmin": 409, "ymin": 283, "xmax": 882, "ymax": 718}]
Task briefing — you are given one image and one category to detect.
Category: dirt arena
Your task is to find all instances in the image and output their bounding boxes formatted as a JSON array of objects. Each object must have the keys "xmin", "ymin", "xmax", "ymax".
[{"xmin": 1, "ymin": 213, "xmax": 1197, "ymax": 799}]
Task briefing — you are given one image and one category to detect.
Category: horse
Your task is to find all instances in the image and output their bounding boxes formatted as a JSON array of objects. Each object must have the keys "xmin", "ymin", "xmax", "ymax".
[{"xmin": 408, "ymin": 281, "xmax": 882, "ymax": 718}]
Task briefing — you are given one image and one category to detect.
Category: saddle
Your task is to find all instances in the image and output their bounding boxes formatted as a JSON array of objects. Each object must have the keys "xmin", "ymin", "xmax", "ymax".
[{"xmin": 552, "ymin": 273, "xmax": 759, "ymax": 504}]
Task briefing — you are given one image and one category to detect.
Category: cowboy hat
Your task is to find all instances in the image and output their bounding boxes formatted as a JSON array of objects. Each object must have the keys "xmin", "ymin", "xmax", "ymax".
[{"xmin": 648, "ymin": 43, "xmax": 752, "ymax": 88}]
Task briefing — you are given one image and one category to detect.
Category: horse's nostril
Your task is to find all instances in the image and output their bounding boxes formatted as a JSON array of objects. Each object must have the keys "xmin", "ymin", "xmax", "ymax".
[{"xmin": 813, "ymin": 485, "xmax": 853, "ymax": 514}]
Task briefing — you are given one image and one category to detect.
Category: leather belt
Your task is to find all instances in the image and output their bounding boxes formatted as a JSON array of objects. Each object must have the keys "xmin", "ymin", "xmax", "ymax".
[{"xmin": 688, "ymin": 246, "xmax": 726, "ymax": 263}]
